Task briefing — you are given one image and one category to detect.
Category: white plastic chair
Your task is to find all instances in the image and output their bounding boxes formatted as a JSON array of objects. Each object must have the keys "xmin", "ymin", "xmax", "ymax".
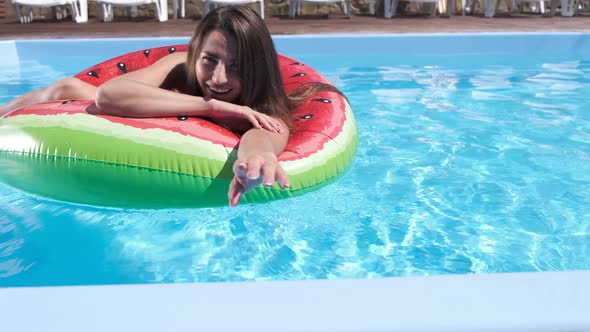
[
  {"xmin": 10, "ymin": 0, "xmax": 87, "ymax": 23},
  {"xmin": 468, "ymin": 0, "xmax": 504, "ymax": 16},
  {"xmin": 203, "ymin": 0, "xmax": 265, "ymax": 19},
  {"xmin": 289, "ymin": 0, "xmax": 351, "ymax": 18},
  {"xmin": 371, "ymin": 0, "xmax": 443, "ymax": 18},
  {"xmin": 511, "ymin": 0, "xmax": 546, "ymax": 14},
  {"xmin": 97, "ymin": 0, "xmax": 168, "ymax": 22},
  {"xmin": 552, "ymin": 0, "xmax": 581, "ymax": 15},
  {"xmin": 473, "ymin": 0, "xmax": 545, "ymax": 17},
  {"xmin": 172, "ymin": 0, "xmax": 184, "ymax": 18}
]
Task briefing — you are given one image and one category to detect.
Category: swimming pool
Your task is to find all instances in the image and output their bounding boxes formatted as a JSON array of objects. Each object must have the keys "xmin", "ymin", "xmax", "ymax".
[{"xmin": 1, "ymin": 33, "xmax": 590, "ymax": 289}]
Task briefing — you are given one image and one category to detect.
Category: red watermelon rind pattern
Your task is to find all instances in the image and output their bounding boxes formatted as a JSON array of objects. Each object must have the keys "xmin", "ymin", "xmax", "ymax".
[{"xmin": 0, "ymin": 45, "xmax": 358, "ymax": 207}]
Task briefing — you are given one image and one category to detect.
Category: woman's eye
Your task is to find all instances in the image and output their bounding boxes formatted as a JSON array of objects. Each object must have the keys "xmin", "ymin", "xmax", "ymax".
[{"xmin": 202, "ymin": 56, "xmax": 216, "ymax": 64}]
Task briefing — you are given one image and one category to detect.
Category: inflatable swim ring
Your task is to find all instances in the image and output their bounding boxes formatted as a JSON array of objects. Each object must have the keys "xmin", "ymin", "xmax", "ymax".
[{"xmin": 0, "ymin": 45, "xmax": 358, "ymax": 208}]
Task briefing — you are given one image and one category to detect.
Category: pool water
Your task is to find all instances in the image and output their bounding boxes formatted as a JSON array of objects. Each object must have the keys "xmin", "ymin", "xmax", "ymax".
[{"xmin": 1, "ymin": 35, "xmax": 590, "ymax": 287}]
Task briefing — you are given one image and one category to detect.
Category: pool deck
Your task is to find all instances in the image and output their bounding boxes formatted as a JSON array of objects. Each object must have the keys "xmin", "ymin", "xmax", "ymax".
[{"xmin": 1, "ymin": 13, "xmax": 590, "ymax": 40}]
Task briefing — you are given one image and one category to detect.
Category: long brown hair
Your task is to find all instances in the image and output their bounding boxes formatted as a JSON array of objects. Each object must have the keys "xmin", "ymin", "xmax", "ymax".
[{"xmin": 186, "ymin": 5, "xmax": 344, "ymax": 127}]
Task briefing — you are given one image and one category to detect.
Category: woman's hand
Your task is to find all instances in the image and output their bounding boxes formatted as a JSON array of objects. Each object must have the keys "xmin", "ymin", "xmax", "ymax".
[
  {"xmin": 209, "ymin": 100, "xmax": 283, "ymax": 134},
  {"xmin": 228, "ymin": 152, "xmax": 290, "ymax": 207}
]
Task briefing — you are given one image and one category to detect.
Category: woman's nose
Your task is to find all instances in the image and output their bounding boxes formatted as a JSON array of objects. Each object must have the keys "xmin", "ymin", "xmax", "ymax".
[{"xmin": 212, "ymin": 64, "xmax": 228, "ymax": 85}]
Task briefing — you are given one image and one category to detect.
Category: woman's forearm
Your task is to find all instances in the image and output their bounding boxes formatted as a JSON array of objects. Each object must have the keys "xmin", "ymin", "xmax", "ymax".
[
  {"xmin": 237, "ymin": 126, "xmax": 289, "ymax": 160},
  {"xmin": 95, "ymin": 78, "xmax": 225, "ymax": 118}
]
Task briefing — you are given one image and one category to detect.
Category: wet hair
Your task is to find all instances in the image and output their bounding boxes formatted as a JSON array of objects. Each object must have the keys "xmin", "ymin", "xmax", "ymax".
[{"xmin": 186, "ymin": 5, "xmax": 344, "ymax": 127}]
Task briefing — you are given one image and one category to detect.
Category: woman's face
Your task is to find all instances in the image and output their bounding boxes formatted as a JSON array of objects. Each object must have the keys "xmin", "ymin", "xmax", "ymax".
[{"xmin": 196, "ymin": 30, "xmax": 242, "ymax": 104}]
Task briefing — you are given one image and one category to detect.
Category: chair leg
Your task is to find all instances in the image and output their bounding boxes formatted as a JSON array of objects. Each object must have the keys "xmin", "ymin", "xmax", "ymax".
[
  {"xmin": 440, "ymin": 0, "xmax": 448, "ymax": 15},
  {"xmin": 369, "ymin": 0, "xmax": 375, "ymax": 15},
  {"xmin": 258, "ymin": 0, "xmax": 264, "ymax": 19},
  {"xmin": 21, "ymin": 6, "xmax": 33, "ymax": 23},
  {"xmin": 289, "ymin": 0, "xmax": 297, "ymax": 18},
  {"xmin": 68, "ymin": 3, "xmax": 79, "ymax": 22},
  {"xmin": 384, "ymin": 0, "xmax": 392, "ymax": 17},
  {"xmin": 484, "ymin": 0, "xmax": 492, "ymax": 16},
  {"xmin": 128, "ymin": 6, "xmax": 138, "ymax": 18},
  {"xmin": 511, "ymin": 0, "xmax": 520, "ymax": 12},
  {"xmin": 54, "ymin": 6, "xmax": 61, "ymax": 20},
  {"xmin": 341, "ymin": 0, "xmax": 350, "ymax": 16},
  {"xmin": 561, "ymin": 0, "xmax": 576, "ymax": 15},
  {"xmin": 539, "ymin": 0, "xmax": 545, "ymax": 13},
  {"xmin": 53, "ymin": 6, "xmax": 62, "ymax": 20},
  {"xmin": 102, "ymin": 3, "xmax": 113, "ymax": 22},
  {"xmin": 14, "ymin": 4, "xmax": 27, "ymax": 23},
  {"xmin": 172, "ymin": 0, "xmax": 185, "ymax": 18},
  {"xmin": 76, "ymin": 0, "xmax": 88, "ymax": 22},
  {"xmin": 156, "ymin": 0, "xmax": 168, "ymax": 21},
  {"xmin": 14, "ymin": 4, "xmax": 21, "ymax": 23}
]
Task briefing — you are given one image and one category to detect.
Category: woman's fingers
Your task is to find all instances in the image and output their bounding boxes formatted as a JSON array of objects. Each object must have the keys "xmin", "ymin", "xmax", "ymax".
[
  {"xmin": 245, "ymin": 112, "xmax": 262, "ymax": 130},
  {"xmin": 234, "ymin": 162, "xmax": 248, "ymax": 179},
  {"xmin": 229, "ymin": 157, "xmax": 291, "ymax": 206},
  {"xmin": 228, "ymin": 177, "xmax": 243, "ymax": 207},
  {"xmin": 275, "ymin": 165, "xmax": 290, "ymax": 188},
  {"xmin": 245, "ymin": 158, "xmax": 262, "ymax": 181},
  {"xmin": 240, "ymin": 107, "xmax": 282, "ymax": 133},
  {"xmin": 261, "ymin": 162, "xmax": 276, "ymax": 187},
  {"xmin": 256, "ymin": 114, "xmax": 282, "ymax": 133},
  {"xmin": 256, "ymin": 115, "xmax": 276, "ymax": 132}
]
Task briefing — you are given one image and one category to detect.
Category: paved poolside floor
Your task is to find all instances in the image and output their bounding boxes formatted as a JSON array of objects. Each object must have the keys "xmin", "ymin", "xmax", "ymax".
[{"xmin": 1, "ymin": 12, "xmax": 590, "ymax": 39}]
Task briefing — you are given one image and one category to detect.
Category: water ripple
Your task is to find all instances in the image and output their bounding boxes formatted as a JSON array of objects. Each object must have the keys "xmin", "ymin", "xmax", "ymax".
[{"xmin": 2, "ymin": 54, "xmax": 590, "ymax": 286}]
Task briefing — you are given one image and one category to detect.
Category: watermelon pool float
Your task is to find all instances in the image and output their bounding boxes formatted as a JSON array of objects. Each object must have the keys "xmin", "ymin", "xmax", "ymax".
[{"xmin": 0, "ymin": 45, "xmax": 358, "ymax": 209}]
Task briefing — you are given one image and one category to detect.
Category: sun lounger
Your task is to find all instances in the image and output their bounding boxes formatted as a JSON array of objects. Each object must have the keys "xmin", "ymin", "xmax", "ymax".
[
  {"xmin": 372, "ymin": 0, "xmax": 443, "ymax": 18},
  {"xmin": 289, "ymin": 0, "xmax": 350, "ymax": 18},
  {"xmin": 97, "ymin": 0, "xmax": 168, "ymax": 22},
  {"xmin": 203, "ymin": 0, "xmax": 265, "ymax": 18},
  {"xmin": 10, "ymin": 0, "xmax": 87, "ymax": 23}
]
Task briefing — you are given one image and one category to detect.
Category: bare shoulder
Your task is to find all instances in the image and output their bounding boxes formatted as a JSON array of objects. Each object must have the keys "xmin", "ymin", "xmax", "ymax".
[
  {"xmin": 156, "ymin": 52, "xmax": 188, "ymax": 66},
  {"xmin": 116, "ymin": 52, "xmax": 188, "ymax": 85},
  {"xmin": 144, "ymin": 52, "xmax": 188, "ymax": 73}
]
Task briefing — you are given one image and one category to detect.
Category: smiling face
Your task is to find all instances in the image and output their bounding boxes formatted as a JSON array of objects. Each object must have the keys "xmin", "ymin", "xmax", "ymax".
[{"xmin": 195, "ymin": 30, "xmax": 242, "ymax": 104}]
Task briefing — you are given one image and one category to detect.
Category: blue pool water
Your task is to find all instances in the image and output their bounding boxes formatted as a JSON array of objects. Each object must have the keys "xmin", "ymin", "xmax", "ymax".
[{"xmin": 1, "ymin": 34, "xmax": 590, "ymax": 287}]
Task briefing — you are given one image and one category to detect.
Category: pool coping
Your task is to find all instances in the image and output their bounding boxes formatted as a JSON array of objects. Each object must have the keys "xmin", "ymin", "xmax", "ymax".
[{"xmin": 1, "ymin": 270, "xmax": 590, "ymax": 331}]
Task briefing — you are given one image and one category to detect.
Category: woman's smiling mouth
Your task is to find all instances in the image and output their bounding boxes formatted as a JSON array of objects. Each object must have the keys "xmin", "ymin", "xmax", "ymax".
[{"xmin": 208, "ymin": 85, "xmax": 232, "ymax": 95}]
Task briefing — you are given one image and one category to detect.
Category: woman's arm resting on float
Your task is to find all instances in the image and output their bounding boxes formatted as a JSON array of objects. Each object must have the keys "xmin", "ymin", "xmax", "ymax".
[
  {"xmin": 228, "ymin": 121, "xmax": 290, "ymax": 207},
  {"xmin": 94, "ymin": 53, "xmax": 282, "ymax": 132},
  {"xmin": 95, "ymin": 53, "xmax": 211, "ymax": 117}
]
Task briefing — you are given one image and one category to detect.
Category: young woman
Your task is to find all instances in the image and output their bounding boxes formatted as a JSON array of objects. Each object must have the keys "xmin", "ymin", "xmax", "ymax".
[{"xmin": 0, "ymin": 5, "xmax": 338, "ymax": 207}]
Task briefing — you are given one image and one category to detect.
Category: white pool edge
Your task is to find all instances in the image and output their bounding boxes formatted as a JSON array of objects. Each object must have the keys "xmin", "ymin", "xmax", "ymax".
[{"xmin": 1, "ymin": 270, "xmax": 589, "ymax": 332}]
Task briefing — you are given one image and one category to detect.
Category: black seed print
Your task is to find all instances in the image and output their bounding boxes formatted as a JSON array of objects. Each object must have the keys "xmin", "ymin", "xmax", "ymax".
[
  {"xmin": 290, "ymin": 73, "xmax": 306, "ymax": 78},
  {"xmin": 87, "ymin": 71, "xmax": 99, "ymax": 79},
  {"xmin": 117, "ymin": 62, "xmax": 128, "ymax": 73},
  {"xmin": 312, "ymin": 98, "xmax": 331, "ymax": 104},
  {"xmin": 143, "ymin": 50, "xmax": 151, "ymax": 57},
  {"xmin": 300, "ymin": 114, "xmax": 313, "ymax": 120},
  {"xmin": 168, "ymin": 47, "xmax": 176, "ymax": 54},
  {"xmin": 177, "ymin": 116, "xmax": 188, "ymax": 121},
  {"xmin": 290, "ymin": 62, "xmax": 304, "ymax": 66},
  {"xmin": 62, "ymin": 100, "xmax": 76, "ymax": 104}
]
